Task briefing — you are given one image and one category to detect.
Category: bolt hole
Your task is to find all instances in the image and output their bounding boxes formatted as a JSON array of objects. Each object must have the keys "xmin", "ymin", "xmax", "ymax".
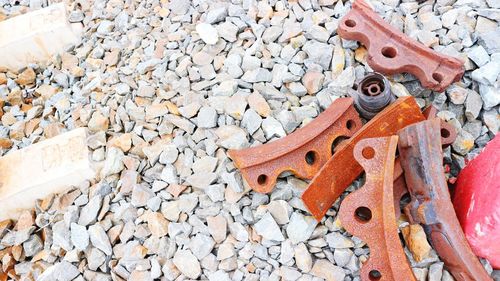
[
  {"xmin": 345, "ymin": 19, "xmax": 356, "ymax": 27},
  {"xmin": 362, "ymin": 147, "xmax": 375, "ymax": 159},
  {"xmin": 441, "ymin": 128, "xmax": 450, "ymax": 138},
  {"xmin": 257, "ymin": 174, "xmax": 268, "ymax": 185},
  {"xmin": 355, "ymin": 206, "xmax": 372, "ymax": 222},
  {"xmin": 381, "ymin": 46, "xmax": 397, "ymax": 58},
  {"xmin": 305, "ymin": 151, "xmax": 317, "ymax": 165},
  {"xmin": 346, "ymin": 119, "xmax": 355, "ymax": 130},
  {"xmin": 433, "ymin": 72, "xmax": 443, "ymax": 83},
  {"xmin": 331, "ymin": 136, "xmax": 349, "ymax": 155},
  {"xmin": 369, "ymin": 270, "xmax": 382, "ymax": 280}
]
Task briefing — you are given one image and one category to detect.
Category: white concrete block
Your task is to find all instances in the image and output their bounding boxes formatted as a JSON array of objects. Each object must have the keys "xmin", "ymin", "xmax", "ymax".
[
  {"xmin": 0, "ymin": 3, "xmax": 82, "ymax": 71},
  {"xmin": 0, "ymin": 128, "xmax": 95, "ymax": 220}
]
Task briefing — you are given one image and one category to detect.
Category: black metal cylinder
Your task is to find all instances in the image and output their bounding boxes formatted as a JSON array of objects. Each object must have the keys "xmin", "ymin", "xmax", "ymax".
[{"xmin": 352, "ymin": 72, "xmax": 395, "ymax": 119}]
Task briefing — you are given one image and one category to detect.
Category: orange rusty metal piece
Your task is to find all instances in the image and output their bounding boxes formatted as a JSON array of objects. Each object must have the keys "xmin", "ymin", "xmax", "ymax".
[
  {"xmin": 227, "ymin": 98, "xmax": 362, "ymax": 193},
  {"xmin": 338, "ymin": 0, "xmax": 464, "ymax": 92},
  {"xmin": 398, "ymin": 119, "xmax": 492, "ymax": 281},
  {"xmin": 338, "ymin": 136, "xmax": 416, "ymax": 281},
  {"xmin": 302, "ymin": 96, "xmax": 425, "ymax": 221}
]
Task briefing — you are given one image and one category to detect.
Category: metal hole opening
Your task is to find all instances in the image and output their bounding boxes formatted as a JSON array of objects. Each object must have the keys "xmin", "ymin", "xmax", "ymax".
[
  {"xmin": 369, "ymin": 270, "xmax": 382, "ymax": 280},
  {"xmin": 381, "ymin": 46, "xmax": 397, "ymax": 58},
  {"xmin": 257, "ymin": 174, "xmax": 268, "ymax": 185},
  {"xmin": 305, "ymin": 151, "xmax": 317, "ymax": 165},
  {"xmin": 355, "ymin": 206, "xmax": 372, "ymax": 222},
  {"xmin": 433, "ymin": 72, "xmax": 443, "ymax": 83},
  {"xmin": 346, "ymin": 119, "xmax": 355, "ymax": 130},
  {"xmin": 441, "ymin": 128, "xmax": 450, "ymax": 138},
  {"xmin": 345, "ymin": 19, "xmax": 356, "ymax": 27},
  {"xmin": 331, "ymin": 136, "xmax": 349, "ymax": 155}
]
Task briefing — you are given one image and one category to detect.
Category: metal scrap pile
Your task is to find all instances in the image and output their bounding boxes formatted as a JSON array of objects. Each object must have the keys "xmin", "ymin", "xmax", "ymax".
[{"xmin": 229, "ymin": 1, "xmax": 497, "ymax": 280}]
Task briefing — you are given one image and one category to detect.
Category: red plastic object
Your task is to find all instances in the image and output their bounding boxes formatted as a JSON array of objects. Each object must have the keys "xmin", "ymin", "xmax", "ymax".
[{"xmin": 453, "ymin": 134, "xmax": 500, "ymax": 269}]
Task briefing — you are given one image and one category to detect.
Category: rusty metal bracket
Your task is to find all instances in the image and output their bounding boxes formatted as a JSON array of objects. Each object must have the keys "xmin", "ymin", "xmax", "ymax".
[
  {"xmin": 228, "ymin": 98, "xmax": 362, "ymax": 193},
  {"xmin": 338, "ymin": 0, "xmax": 464, "ymax": 92},
  {"xmin": 398, "ymin": 119, "xmax": 492, "ymax": 281},
  {"xmin": 302, "ymin": 96, "xmax": 425, "ymax": 221},
  {"xmin": 338, "ymin": 136, "xmax": 416, "ymax": 281}
]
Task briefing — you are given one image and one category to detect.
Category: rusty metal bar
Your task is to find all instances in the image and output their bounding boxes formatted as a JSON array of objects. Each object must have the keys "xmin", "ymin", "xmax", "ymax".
[
  {"xmin": 228, "ymin": 98, "xmax": 362, "ymax": 193},
  {"xmin": 393, "ymin": 114, "xmax": 457, "ymax": 218},
  {"xmin": 338, "ymin": 136, "xmax": 416, "ymax": 281},
  {"xmin": 338, "ymin": 0, "xmax": 464, "ymax": 92},
  {"xmin": 398, "ymin": 119, "xmax": 492, "ymax": 281},
  {"xmin": 302, "ymin": 96, "xmax": 425, "ymax": 221}
]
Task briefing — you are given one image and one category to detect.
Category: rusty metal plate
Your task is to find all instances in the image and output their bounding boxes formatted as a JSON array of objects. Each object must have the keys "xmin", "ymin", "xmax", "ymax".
[
  {"xmin": 338, "ymin": 136, "xmax": 416, "ymax": 281},
  {"xmin": 398, "ymin": 119, "xmax": 492, "ymax": 281},
  {"xmin": 338, "ymin": 0, "xmax": 464, "ymax": 92},
  {"xmin": 302, "ymin": 96, "xmax": 425, "ymax": 221},
  {"xmin": 228, "ymin": 97, "xmax": 362, "ymax": 193}
]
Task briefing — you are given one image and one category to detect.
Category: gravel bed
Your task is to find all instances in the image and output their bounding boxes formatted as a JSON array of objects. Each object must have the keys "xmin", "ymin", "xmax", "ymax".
[{"xmin": 0, "ymin": 0, "xmax": 499, "ymax": 280}]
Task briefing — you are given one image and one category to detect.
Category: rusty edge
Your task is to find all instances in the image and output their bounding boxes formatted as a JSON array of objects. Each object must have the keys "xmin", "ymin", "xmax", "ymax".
[
  {"xmin": 398, "ymin": 119, "xmax": 492, "ymax": 281},
  {"xmin": 338, "ymin": 136, "xmax": 416, "ymax": 281},
  {"xmin": 228, "ymin": 97, "xmax": 362, "ymax": 193}
]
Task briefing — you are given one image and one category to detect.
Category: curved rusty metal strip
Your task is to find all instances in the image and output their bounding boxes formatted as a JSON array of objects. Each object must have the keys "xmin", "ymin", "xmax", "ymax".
[
  {"xmin": 228, "ymin": 98, "xmax": 362, "ymax": 193},
  {"xmin": 393, "ymin": 114, "xmax": 457, "ymax": 219},
  {"xmin": 302, "ymin": 96, "xmax": 425, "ymax": 221},
  {"xmin": 338, "ymin": 136, "xmax": 416, "ymax": 281},
  {"xmin": 398, "ymin": 119, "xmax": 492, "ymax": 281},
  {"xmin": 338, "ymin": 0, "xmax": 464, "ymax": 92}
]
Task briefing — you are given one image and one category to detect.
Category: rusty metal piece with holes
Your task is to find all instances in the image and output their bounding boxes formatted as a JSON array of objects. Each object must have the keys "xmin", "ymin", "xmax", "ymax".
[
  {"xmin": 338, "ymin": 0, "xmax": 464, "ymax": 92},
  {"xmin": 398, "ymin": 119, "xmax": 493, "ymax": 281},
  {"xmin": 350, "ymin": 72, "xmax": 395, "ymax": 119},
  {"xmin": 228, "ymin": 98, "xmax": 362, "ymax": 193},
  {"xmin": 302, "ymin": 96, "xmax": 425, "ymax": 221},
  {"xmin": 338, "ymin": 136, "xmax": 416, "ymax": 281}
]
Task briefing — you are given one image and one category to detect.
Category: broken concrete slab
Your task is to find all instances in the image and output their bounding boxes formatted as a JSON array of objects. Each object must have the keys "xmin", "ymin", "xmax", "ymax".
[
  {"xmin": 0, "ymin": 3, "xmax": 82, "ymax": 71},
  {"xmin": 0, "ymin": 128, "xmax": 94, "ymax": 220}
]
